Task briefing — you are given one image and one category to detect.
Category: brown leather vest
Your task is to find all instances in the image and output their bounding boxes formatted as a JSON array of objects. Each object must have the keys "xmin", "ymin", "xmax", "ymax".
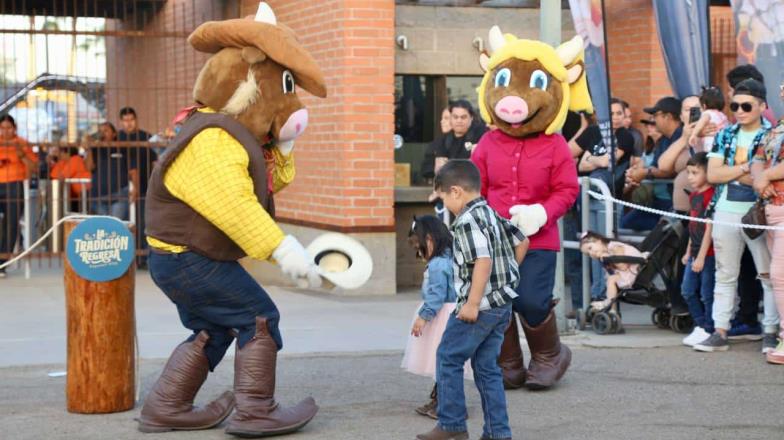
[{"xmin": 145, "ymin": 111, "xmax": 274, "ymax": 261}]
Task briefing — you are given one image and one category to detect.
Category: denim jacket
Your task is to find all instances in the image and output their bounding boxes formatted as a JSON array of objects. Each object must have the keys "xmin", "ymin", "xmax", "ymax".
[{"xmin": 418, "ymin": 250, "xmax": 457, "ymax": 321}]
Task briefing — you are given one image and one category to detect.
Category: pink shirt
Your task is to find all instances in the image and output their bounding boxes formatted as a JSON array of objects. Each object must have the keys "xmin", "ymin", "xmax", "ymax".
[{"xmin": 472, "ymin": 130, "xmax": 579, "ymax": 251}]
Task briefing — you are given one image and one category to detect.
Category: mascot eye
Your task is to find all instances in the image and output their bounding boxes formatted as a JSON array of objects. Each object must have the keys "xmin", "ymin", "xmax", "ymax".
[
  {"xmin": 529, "ymin": 70, "xmax": 548, "ymax": 90},
  {"xmin": 494, "ymin": 68, "xmax": 511, "ymax": 88},
  {"xmin": 282, "ymin": 70, "xmax": 295, "ymax": 94}
]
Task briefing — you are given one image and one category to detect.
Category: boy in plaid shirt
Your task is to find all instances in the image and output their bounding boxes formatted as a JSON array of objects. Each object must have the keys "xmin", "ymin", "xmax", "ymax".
[{"xmin": 417, "ymin": 160, "xmax": 529, "ymax": 440}]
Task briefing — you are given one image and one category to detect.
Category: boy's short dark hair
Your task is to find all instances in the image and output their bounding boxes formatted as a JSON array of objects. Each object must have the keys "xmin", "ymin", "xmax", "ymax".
[
  {"xmin": 434, "ymin": 159, "xmax": 481, "ymax": 193},
  {"xmin": 687, "ymin": 152, "xmax": 709, "ymax": 169},
  {"xmin": 726, "ymin": 64, "xmax": 764, "ymax": 89},
  {"xmin": 119, "ymin": 107, "xmax": 137, "ymax": 118},
  {"xmin": 699, "ymin": 86, "xmax": 725, "ymax": 111}
]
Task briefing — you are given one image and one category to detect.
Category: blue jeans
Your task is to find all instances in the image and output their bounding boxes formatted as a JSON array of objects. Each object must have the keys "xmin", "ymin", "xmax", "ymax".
[
  {"xmin": 680, "ymin": 255, "xmax": 715, "ymax": 332},
  {"xmin": 620, "ymin": 197, "xmax": 672, "ymax": 231},
  {"xmin": 436, "ymin": 304, "xmax": 512, "ymax": 439},
  {"xmin": 91, "ymin": 187, "xmax": 129, "ymax": 220},
  {"xmin": 512, "ymin": 250, "xmax": 555, "ymax": 327},
  {"xmin": 149, "ymin": 251, "xmax": 282, "ymax": 370}
]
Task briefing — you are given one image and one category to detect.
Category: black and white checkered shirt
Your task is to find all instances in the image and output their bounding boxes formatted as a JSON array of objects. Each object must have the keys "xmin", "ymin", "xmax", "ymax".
[{"xmin": 451, "ymin": 197, "xmax": 526, "ymax": 312}]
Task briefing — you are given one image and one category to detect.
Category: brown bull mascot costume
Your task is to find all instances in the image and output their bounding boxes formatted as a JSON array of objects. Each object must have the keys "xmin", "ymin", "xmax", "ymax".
[
  {"xmin": 472, "ymin": 27, "xmax": 592, "ymax": 390},
  {"xmin": 137, "ymin": 3, "xmax": 326, "ymax": 437}
]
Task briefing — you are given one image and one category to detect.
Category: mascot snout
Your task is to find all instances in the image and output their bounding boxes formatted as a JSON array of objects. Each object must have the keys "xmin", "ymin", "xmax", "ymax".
[
  {"xmin": 277, "ymin": 108, "xmax": 308, "ymax": 141},
  {"xmin": 494, "ymin": 95, "xmax": 529, "ymax": 125}
]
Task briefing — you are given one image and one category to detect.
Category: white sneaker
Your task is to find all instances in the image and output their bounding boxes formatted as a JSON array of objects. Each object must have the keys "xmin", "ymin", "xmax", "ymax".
[{"xmin": 682, "ymin": 327, "xmax": 710, "ymax": 347}]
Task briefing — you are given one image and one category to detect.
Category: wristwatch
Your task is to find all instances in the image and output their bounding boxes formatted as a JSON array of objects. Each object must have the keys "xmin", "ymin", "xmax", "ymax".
[{"xmin": 740, "ymin": 163, "xmax": 750, "ymax": 173}]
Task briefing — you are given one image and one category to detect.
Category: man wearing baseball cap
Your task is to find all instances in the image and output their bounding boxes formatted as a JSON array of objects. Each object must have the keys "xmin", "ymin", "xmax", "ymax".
[
  {"xmin": 621, "ymin": 96, "xmax": 682, "ymax": 230},
  {"xmin": 695, "ymin": 78, "xmax": 779, "ymax": 354}
]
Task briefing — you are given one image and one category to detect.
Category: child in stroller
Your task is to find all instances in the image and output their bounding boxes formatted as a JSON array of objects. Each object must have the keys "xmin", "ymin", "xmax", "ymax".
[
  {"xmin": 580, "ymin": 232, "xmax": 647, "ymax": 322},
  {"xmin": 578, "ymin": 219, "xmax": 691, "ymax": 334}
]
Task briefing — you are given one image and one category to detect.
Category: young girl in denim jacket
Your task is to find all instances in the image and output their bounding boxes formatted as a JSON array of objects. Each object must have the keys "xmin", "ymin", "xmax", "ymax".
[{"xmin": 401, "ymin": 215, "xmax": 471, "ymax": 419}]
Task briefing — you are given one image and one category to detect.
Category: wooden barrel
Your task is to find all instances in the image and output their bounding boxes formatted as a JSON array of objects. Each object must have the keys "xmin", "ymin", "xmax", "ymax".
[{"xmin": 64, "ymin": 219, "xmax": 136, "ymax": 413}]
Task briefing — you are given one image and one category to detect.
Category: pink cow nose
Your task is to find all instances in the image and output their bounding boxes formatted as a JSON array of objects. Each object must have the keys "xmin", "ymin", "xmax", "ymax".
[
  {"xmin": 278, "ymin": 108, "xmax": 309, "ymax": 142},
  {"xmin": 493, "ymin": 95, "xmax": 529, "ymax": 124}
]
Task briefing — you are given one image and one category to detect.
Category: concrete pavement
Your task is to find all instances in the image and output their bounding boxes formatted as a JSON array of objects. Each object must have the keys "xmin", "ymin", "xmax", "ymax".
[
  {"xmin": 1, "ymin": 268, "xmax": 782, "ymax": 439},
  {"xmin": 3, "ymin": 345, "xmax": 783, "ymax": 440},
  {"xmin": 0, "ymin": 267, "xmax": 687, "ymax": 367}
]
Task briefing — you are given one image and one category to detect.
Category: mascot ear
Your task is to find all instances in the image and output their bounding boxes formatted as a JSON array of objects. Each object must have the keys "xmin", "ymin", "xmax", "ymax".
[
  {"xmin": 566, "ymin": 60, "xmax": 584, "ymax": 84},
  {"xmin": 241, "ymin": 46, "xmax": 267, "ymax": 65},
  {"xmin": 479, "ymin": 51, "xmax": 490, "ymax": 73}
]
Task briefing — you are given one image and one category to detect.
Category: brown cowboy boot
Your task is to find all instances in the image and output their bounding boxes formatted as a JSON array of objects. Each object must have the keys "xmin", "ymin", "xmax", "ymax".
[
  {"xmin": 416, "ymin": 426, "xmax": 469, "ymax": 440},
  {"xmin": 520, "ymin": 304, "xmax": 572, "ymax": 391},
  {"xmin": 415, "ymin": 383, "xmax": 438, "ymax": 420},
  {"xmin": 225, "ymin": 317, "xmax": 318, "ymax": 437},
  {"xmin": 498, "ymin": 313, "xmax": 527, "ymax": 389},
  {"xmin": 137, "ymin": 331, "xmax": 235, "ymax": 433}
]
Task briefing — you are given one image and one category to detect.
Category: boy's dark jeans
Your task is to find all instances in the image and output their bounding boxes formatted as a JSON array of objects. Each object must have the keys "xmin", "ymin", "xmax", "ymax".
[
  {"xmin": 436, "ymin": 304, "xmax": 512, "ymax": 439},
  {"xmin": 149, "ymin": 251, "xmax": 282, "ymax": 370},
  {"xmin": 681, "ymin": 255, "xmax": 716, "ymax": 332}
]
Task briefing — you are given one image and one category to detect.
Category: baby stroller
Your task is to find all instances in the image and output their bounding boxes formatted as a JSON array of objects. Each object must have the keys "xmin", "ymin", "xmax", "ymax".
[{"xmin": 583, "ymin": 217, "xmax": 692, "ymax": 335}]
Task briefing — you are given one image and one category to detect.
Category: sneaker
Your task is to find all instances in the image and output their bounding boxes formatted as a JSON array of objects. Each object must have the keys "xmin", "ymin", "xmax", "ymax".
[
  {"xmin": 693, "ymin": 333, "xmax": 729, "ymax": 352},
  {"xmin": 762, "ymin": 333, "xmax": 779, "ymax": 354},
  {"xmin": 682, "ymin": 327, "xmax": 711, "ymax": 347},
  {"xmin": 766, "ymin": 340, "xmax": 784, "ymax": 365},
  {"xmin": 727, "ymin": 322, "xmax": 763, "ymax": 340},
  {"xmin": 0, "ymin": 268, "xmax": 6, "ymax": 278}
]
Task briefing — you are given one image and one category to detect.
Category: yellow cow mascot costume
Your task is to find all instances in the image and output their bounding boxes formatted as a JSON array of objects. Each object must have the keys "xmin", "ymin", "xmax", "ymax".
[
  {"xmin": 473, "ymin": 26, "xmax": 592, "ymax": 391},
  {"xmin": 138, "ymin": 3, "xmax": 325, "ymax": 437}
]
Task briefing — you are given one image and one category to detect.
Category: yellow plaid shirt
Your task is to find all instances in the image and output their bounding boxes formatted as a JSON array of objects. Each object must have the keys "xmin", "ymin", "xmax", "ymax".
[{"xmin": 147, "ymin": 110, "xmax": 294, "ymax": 261}]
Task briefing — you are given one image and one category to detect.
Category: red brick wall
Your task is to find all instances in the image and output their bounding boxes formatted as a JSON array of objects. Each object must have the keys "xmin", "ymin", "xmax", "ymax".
[
  {"xmin": 242, "ymin": 0, "xmax": 396, "ymax": 231},
  {"xmin": 604, "ymin": 0, "xmax": 671, "ymax": 131}
]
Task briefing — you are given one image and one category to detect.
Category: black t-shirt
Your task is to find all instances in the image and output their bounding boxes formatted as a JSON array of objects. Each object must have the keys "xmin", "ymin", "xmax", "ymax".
[
  {"xmin": 575, "ymin": 125, "xmax": 635, "ymax": 160},
  {"xmin": 434, "ymin": 123, "xmax": 487, "ymax": 160},
  {"xmin": 90, "ymin": 145, "xmax": 131, "ymax": 198},
  {"xmin": 576, "ymin": 125, "xmax": 635, "ymax": 193},
  {"xmin": 119, "ymin": 129, "xmax": 157, "ymax": 194}
]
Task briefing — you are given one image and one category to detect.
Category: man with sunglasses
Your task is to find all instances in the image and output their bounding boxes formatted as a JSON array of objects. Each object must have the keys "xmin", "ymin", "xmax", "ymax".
[{"xmin": 694, "ymin": 79, "xmax": 780, "ymax": 353}]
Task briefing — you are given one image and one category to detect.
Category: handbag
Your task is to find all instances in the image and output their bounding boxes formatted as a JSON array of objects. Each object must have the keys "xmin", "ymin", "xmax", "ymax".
[
  {"xmin": 740, "ymin": 133, "xmax": 784, "ymax": 239},
  {"xmin": 741, "ymin": 199, "xmax": 766, "ymax": 240}
]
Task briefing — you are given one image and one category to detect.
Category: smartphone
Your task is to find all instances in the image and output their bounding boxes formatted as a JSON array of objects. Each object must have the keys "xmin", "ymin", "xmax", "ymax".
[{"xmin": 689, "ymin": 107, "xmax": 701, "ymax": 124}]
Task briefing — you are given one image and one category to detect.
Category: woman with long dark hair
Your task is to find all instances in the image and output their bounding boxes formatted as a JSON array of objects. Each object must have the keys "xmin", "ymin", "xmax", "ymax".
[{"xmin": 0, "ymin": 114, "xmax": 38, "ymax": 278}]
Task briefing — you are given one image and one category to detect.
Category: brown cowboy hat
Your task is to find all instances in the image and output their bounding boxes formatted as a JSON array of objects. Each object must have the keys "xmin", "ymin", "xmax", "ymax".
[{"xmin": 188, "ymin": 6, "xmax": 326, "ymax": 98}]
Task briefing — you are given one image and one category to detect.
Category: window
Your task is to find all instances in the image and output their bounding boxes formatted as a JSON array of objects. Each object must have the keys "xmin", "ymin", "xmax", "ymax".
[{"xmin": 394, "ymin": 74, "xmax": 484, "ymax": 185}]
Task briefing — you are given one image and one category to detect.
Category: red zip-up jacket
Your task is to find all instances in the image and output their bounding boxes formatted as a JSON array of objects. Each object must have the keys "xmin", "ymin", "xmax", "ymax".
[{"xmin": 472, "ymin": 129, "xmax": 578, "ymax": 251}]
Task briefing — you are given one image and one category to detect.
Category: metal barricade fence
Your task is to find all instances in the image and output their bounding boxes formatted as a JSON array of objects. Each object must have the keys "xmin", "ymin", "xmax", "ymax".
[
  {"xmin": 0, "ymin": 142, "xmax": 159, "ymax": 278},
  {"xmin": 559, "ymin": 176, "xmax": 678, "ymax": 327}
]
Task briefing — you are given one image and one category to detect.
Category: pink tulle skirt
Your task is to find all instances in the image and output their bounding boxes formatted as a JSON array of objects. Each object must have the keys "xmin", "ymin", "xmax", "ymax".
[{"xmin": 401, "ymin": 302, "xmax": 473, "ymax": 381}]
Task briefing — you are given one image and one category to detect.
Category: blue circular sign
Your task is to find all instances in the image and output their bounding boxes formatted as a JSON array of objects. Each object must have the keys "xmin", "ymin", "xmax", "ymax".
[{"xmin": 66, "ymin": 217, "xmax": 135, "ymax": 282}]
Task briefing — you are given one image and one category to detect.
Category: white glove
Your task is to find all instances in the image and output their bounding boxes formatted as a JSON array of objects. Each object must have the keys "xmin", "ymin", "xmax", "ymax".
[
  {"xmin": 509, "ymin": 204, "xmax": 547, "ymax": 237},
  {"xmin": 272, "ymin": 235, "xmax": 322, "ymax": 288},
  {"xmin": 277, "ymin": 140, "xmax": 295, "ymax": 156}
]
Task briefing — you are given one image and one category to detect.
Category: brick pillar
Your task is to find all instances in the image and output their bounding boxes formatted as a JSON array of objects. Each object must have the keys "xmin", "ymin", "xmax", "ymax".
[{"xmin": 240, "ymin": 0, "xmax": 397, "ymax": 294}]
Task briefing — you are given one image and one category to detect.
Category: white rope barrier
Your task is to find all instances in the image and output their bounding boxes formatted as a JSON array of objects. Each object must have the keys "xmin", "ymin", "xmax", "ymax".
[
  {"xmin": 587, "ymin": 190, "xmax": 784, "ymax": 231},
  {"xmin": 0, "ymin": 214, "xmax": 123, "ymax": 270}
]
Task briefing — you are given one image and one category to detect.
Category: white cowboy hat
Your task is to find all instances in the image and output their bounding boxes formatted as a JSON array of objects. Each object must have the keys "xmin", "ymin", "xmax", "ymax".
[{"xmin": 306, "ymin": 233, "xmax": 373, "ymax": 290}]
